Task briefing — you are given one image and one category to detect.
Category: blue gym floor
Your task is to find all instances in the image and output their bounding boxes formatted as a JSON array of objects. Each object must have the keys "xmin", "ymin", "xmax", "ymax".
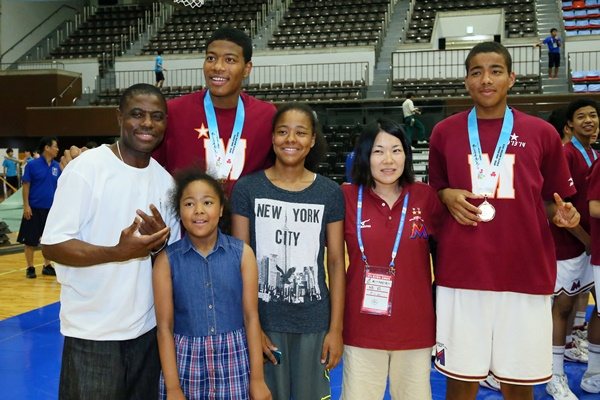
[{"xmin": 0, "ymin": 303, "xmax": 596, "ymax": 399}]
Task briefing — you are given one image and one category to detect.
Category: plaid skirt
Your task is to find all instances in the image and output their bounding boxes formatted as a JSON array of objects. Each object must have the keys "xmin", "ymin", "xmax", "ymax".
[{"xmin": 159, "ymin": 328, "xmax": 250, "ymax": 400}]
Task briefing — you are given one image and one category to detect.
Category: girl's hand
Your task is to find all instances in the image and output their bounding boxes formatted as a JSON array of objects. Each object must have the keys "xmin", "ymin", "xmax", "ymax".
[
  {"xmin": 261, "ymin": 330, "xmax": 279, "ymax": 364},
  {"xmin": 321, "ymin": 331, "xmax": 343, "ymax": 370},
  {"xmin": 250, "ymin": 379, "xmax": 272, "ymax": 400}
]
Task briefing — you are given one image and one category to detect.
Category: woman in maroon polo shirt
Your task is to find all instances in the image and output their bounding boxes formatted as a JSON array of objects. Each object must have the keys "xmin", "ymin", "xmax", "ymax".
[{"xmin": 340, "ymin": 119, "xmax": 444, "ymax": 400}]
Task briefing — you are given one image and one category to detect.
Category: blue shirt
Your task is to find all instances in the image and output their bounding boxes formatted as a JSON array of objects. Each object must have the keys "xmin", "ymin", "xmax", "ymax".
[
  {"xmin": 166, "ymin": 230, "xmax": 245, "ymax": 337},
  {"xmin": 345, "ymin": 151, "xmax": 356, "ymax": 183},
  {"xmin": 155, "ymin": 55, "xmax": 163, "ymax": 72},
  {"xmin": 543, "ymin": 36, "xmax": 561, "ymax": 54},
  {"xmin": 22, "ymin": 157, "xmax": 61, "ymax": 208},
  {"xmin": 2, "ymin": 158, "xmax": 18, "ymax": 177}
]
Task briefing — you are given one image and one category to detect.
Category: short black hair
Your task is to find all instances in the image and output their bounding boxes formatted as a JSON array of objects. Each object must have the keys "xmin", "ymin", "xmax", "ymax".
[
  {"xmin": 406, "ymin": 92, "xmax": 415, "ymax": 99},
  {"xmin": 351, "ymin": 118, "xmax": 415, "ymax": 187},
  {"xmin": 157, "ymin": 50, "xmax": 163, "ymax": 55},
  {"xmin": 270, "ymin": 103, "xmax": 326, "ymax": 172},
  {"xmin": 6, "ymin": 148, "xmax": 13, "ymax": 155},
  {"xmin": 119, "ymin": 83, "xmax": 167, "ymax": 112},
  {"xmin": 206, "ymin": 27, "xmax": 252, "ymax": 63},
  {"xmin": 567, "ymin": 97, "xmax": 600, "ymax": 122},
  {"xmin": 170, "ymin": 169, "xmax": 231, "ymax": 235},
  {"xmin": 38, "ymin": 136, "xmax": 58, "ymax": 154},
  {"xmin": 547, "ymin": 106, "xmax": 569, "ymax": 139},
  {"xmin": 465, "ymin": 41, "xmax": 512, "ymax": 75},
  {"xmin": 550, "ymin": 28, "xmax": 558, "ymax": 34}
]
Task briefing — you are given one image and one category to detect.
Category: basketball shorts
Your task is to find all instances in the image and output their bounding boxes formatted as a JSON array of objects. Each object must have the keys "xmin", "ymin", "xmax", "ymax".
[
  {"xmin": 554, "ymin": 251, "xmax": 594, "ymax": 296},
  {"xmin": 434, "ymin": 286, "xmax": 552, "ymax": 385}
]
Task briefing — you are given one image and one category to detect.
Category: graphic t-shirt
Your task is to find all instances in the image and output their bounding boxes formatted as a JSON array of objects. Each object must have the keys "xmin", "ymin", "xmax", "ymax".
[{"xmin": 231, "ymin": 171, "xmax": 345, "ymax": 333}]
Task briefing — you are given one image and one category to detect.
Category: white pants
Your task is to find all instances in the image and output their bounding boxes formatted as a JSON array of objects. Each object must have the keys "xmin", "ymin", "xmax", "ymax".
[{"xmin": 341, "ymin": 345, "xmax": 432, "ymax": 400}]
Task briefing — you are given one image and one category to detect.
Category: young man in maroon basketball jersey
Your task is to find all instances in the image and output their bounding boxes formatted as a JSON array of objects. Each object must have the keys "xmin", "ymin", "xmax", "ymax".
[
  {"xmin": 152, "ymin": 27, "xmax": 276, "ymax": 196},
  {"xmin": 547, "ymin": 98, "xmax": 599, "ymax": 399},
  {"xmin": 428, "ymin": 41, "xmax": 580, "ymax": 400}
]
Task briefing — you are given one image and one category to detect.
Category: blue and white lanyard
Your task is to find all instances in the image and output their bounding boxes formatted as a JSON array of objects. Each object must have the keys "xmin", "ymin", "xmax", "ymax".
[
  {"xmin": 467, "ymin": 106, "xmax": 514, "ymax": 196},
  {"xmin": 203, "ymin": 92, "xmax": 245, "ymax": 179},
  {"xmin": 571, "ymin": 136, "xmax": 597, "ymax": 167},
  {"xmin": 357, "ymin": 186, "xmax": 409, "ymax": 274}
]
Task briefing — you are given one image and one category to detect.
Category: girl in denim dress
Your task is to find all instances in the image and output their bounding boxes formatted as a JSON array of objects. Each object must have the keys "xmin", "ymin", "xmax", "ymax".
[{"xmin": 153, "ymin": 170, "xmax": 271, "ymax": 400}]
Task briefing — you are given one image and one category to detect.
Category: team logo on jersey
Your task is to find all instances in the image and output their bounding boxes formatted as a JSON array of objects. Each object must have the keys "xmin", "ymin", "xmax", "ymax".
[
  {"xmin": 571, "ymin": 280, "xmax": 581, "ymax": 292},
  {"xmin": 435, "ymin": 343, "xmax": 446, "ymax": 366},
  {"xmin": 409, "ymin": 208, "xmax": 429, "ymax": 239},
  {"xmin": 509, "ymin": 132, "xmax": 526, "ymax": 148},
  {"xmin": 360, "ymin": 219, "xmax": 371, "ymax": 229},
  {"xmin": 195, "ymin": 123, "xmax": 209, "ymax": 139},
  {"xmin": 569, "ymin": 177, "xmax": 574, "ymax": 187}
]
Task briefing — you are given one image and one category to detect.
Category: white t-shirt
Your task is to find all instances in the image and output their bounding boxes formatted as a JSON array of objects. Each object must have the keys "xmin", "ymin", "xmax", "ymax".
[
  {"xmin": 402, "ymin": 98, "xmax": 416, "ymax": 119},
  {"xmin": 41, "ymin": 145, "xmax": 181, "ymax": 340}
]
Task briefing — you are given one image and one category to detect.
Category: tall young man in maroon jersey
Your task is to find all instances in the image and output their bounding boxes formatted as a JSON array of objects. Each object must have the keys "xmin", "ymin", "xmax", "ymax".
[
  {"xmin": 428, "ymin": 41, "xmax": 580, "ymax": 400},
  {"xmin": 547, "ymin": 98, "xmax": 599, "ymax": 399},
  {"xmin": 153, "ymin": 27, "xmax": 276, "ymax": 195}
]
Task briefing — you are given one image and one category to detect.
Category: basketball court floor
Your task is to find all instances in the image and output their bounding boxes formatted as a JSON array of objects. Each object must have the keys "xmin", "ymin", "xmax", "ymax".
[{"xmin": 0, "ymin": 250, "xmax": 596, "ymax": 399}]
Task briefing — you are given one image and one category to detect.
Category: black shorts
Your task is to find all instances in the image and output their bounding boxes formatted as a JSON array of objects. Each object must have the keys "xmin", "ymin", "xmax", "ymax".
[
  {"xmin": 549, "ymin": 52, "xmax": 561, "ymax": 68},
  {"xmin": 155, "ymin": 71, "xmax": 165, "ymax": 82},
  {"xmin": 17, "ymin": 207, "xmax": 50, "ymax": 247},
  {"xmin": 6, "ymin": 175, "xmax": 18, "ymax": 190}
]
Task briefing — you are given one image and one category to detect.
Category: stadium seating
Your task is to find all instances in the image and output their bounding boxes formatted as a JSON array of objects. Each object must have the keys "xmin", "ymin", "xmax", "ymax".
[
  {"xmin": 406, "ymin": 0, "xmax": 537, "ymax": 44},
  {"xmin": 49, "ymin": 4, "xmax": 150, "ymax": 61},
  {"xmin": 562, "ymin": 0, "xmax": 600, "ymax": 34},
  {"xmin": 268, "ymin": 0, "xmax": 391, "ymax": 49},
  {"xmin": 141, "ymin": 0, "xmax": 268, "ymax": 55}
]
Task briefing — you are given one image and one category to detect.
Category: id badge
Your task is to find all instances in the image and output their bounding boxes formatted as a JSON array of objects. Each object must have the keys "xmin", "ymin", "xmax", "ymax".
[{"xmin": 361, "ymin": 266, "xmax": 394, "ymax": 316}]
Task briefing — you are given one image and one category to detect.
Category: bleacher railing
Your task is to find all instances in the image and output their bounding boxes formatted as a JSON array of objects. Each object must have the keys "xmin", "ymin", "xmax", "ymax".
[
  {"xmin": 391, "ymin": 45, "xmax": 540, "ymax": 80},
  {"xmin": 248, "ymin": 62, "xmax": 369, "ymax": 86},
  {"xmin": 107, "ymin": 62, "xmax": 370, "ymax": 92},
  {"xmin": 0, "ymin": 61, "xmax": 65, "ymax": 71},
  {"xmin": 568, "ymin": 51, "xmax": 600, "ymax": 75}
]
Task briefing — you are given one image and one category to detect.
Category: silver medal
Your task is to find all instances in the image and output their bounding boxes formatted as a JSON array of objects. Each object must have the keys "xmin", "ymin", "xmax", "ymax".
[{"xmin": 478, "ymin": 198, "xmax": 495, "ymax": 222}]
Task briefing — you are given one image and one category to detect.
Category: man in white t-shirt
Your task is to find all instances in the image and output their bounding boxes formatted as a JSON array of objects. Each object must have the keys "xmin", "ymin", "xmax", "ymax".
[
  {"xmin": 402, "ymin": 92, "xmax": 426, "ymax": 144},
  {"xmin": 41, "ymin": 83, "xmax": 180, "ymax": 399}
]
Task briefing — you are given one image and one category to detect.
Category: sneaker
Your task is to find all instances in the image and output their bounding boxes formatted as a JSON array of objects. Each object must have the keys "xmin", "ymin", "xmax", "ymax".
[
  {"xmin": 479, "ymin": 374, "xmax": 501, "ymax": 391},
  {"xmin": 573, "ymin": 323, "xmax": 588, "ymax": 340},
  {"xmin": 565, "ymin": 341, "xmax": 588, "ymax": 363},
  {"xmin": 581, "ymin": 372, "xmax": 600, "ymax": 393},
  {"xmin": 26, "ymin": 266, "xmax": 36, "ymax": 279},
  {"xmin": 546, "ymin": 374, "xmax": 578, "ymax": 400},
  {"xmin": 573, "ymin": 335, "xmax": 589, "ymax": 354},
  {"xmin": 42, "ymin": 264, "xmax": 56, "ymax": 276}
]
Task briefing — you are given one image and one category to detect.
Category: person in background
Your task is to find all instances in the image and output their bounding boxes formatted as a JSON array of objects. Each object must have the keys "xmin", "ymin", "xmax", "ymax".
[
  {"xmin": 3, "ymin": 148, "xmax": 20, "ymax": 196},
  {"xmin": 345, "ymin": 134, "xmax": 360, "ymax": 184},
  {"xmin": 546, "ymin": 98, "xmax": 599, "ymax": 399},
  {"xmin": 534, "ymin": 28, "xmax": 562, "ymax": 79},
  {"xmin": 402, "ymin": 93, "xmax": 426, "ymax": 145},
  {"xmin": 155, "ymin": 50, "xmax": 166, "ymax": 88},
  {"xmin": 18, "ymin": 137, "xmax": 61, "ymax": 279}
]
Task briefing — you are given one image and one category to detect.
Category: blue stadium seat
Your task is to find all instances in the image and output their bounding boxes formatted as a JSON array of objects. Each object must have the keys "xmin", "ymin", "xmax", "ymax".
[
  {"xmin": 589, "ymin": 84, "xmax": 600, "ymax": 92},
  {"xmin": 574, "ymin": 84, "xmax": 588, "ymax": 92}
]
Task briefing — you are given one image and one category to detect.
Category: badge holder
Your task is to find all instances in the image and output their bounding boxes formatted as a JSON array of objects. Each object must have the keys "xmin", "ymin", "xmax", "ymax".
[{"xmin": 361, "ymin": 264, "xmax": 395, "ymax": 316}]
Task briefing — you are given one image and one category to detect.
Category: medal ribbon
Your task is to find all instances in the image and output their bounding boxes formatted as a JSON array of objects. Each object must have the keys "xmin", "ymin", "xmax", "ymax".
[
  {"xmin": 357, "ymin": 186, "xmax": 409, "ymax": 273},
  {"xmin": 203, "ymin": 92, "xmax": 245, "ymax": 180},
  {"xmin": 467, "ymin": 106, "xmax": 514, "ymax": 196},
  {"xmin": 571, "ymin": 136, "xmax": 597, "ymax": 167}
]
